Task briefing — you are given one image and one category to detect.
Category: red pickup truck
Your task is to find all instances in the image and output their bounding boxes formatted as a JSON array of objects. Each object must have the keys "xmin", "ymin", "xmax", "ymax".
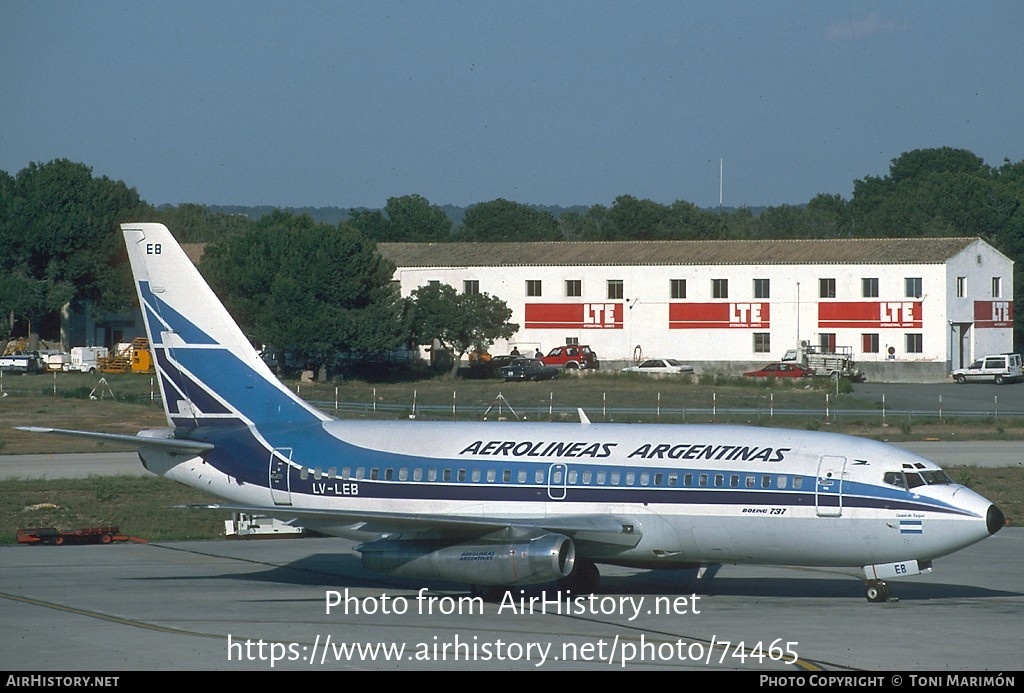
[{"xmin": 540, "ymin": 345, "xmax": 600, "ymax": 370}]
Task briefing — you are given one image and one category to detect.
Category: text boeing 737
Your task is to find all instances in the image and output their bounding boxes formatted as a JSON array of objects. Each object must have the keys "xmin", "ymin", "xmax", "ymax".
[{"xmin": 21, "ymin": 223, "xmax": 1005, "ymax": 602}]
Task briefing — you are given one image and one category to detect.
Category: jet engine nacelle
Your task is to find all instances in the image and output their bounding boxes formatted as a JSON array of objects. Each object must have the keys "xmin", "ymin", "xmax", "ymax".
[{"xmin": 359, "ymin": 533, "xmax": 575, "ymax": 586}]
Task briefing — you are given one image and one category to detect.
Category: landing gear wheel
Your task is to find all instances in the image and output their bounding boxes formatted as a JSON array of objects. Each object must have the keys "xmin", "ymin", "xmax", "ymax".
[
  {"xmin": 865, "ymin": 580, "xmax": 890, "ymax": 603},
  {"xmin": 558, "ymin": 558, "xmax": 600, "ymax": 594}
]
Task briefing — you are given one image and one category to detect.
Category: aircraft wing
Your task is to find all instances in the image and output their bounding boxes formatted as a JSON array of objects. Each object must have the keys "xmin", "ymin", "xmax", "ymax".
[{"xmin": 187, "ymin": 503, "xmax": 643, "ymax": 550}]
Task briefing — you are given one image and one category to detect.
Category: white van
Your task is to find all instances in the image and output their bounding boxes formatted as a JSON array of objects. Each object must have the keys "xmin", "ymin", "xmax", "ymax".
[{"xmin": 952, "ymin": 353, "xmax": 1023, "ymax": 384}]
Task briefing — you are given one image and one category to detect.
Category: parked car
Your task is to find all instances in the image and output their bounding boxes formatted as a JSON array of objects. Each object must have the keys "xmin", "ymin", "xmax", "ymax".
[
  {"xmin": 952, "ymin": 353, "xmax": 1023, "ymax": 384},
  {"xmin": 540, "ymin": 345, "xmax": 600, "ymax": 370},
  {"xmin": 743, "ymin": 362, "xmax": 815, "ymax": 378},
  {"xmin": 621, "ymin": 359, "xmax": 694, "ymax": 375},
  {"xmin": 498, "ymin": 358, "xmax": 560, "ymax": 382},
  {"xmin": 457, "ymin": 354, "xmax": 515, "ymax": 379}
]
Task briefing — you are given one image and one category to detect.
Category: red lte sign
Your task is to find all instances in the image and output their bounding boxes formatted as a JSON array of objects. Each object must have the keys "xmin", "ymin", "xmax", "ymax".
[
  {"xmin": 974, "ymin": 300, "xmax": 1013, "ymax": 328},
  {"xmin": 818, "ymin": 302, "xmax": 922, "ymax": 329},
  {"xmin": 525, "ymin": 303, "xmax": 623, "ymax": 329},
  {"xmin": 668, "ymin": 303, "xmax": 770, "ymax": 329}
]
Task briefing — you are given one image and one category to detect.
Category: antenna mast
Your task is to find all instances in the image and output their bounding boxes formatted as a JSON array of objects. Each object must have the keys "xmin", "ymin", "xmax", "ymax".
[{"xmin": 719, "ymin": 158, "xmax": 723, "ymax": 207}]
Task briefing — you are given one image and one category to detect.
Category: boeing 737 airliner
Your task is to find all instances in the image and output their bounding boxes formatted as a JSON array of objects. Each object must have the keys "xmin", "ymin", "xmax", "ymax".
[{"xmin": 22, "ymin": 223, "xmax": 1005, "ymax": 602}]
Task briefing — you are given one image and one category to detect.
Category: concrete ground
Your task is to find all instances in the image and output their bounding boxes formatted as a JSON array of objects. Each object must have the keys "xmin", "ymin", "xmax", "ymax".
[{"xmin": 1, "ymin": 528, "xmax": 1020, "ymax": 671}]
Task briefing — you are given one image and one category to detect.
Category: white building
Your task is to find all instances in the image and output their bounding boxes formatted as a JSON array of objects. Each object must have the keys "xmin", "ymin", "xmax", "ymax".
[{"xmin": 378, "ymin": 237, "xmax": 1014, "ymax": 381}]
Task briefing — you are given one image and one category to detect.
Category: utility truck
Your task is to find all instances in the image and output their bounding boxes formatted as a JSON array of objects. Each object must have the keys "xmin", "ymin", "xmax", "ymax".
[
  {"xmin": 66, "ymin": 346, "xmax": 109, "ymax": 373},
  {"xmin": 782, "ymin": 343, "xmax": 865, "ymax": 381},
  {"xmin": 0, "ymin": 352, "xmax": 45, "ymax": 373}
]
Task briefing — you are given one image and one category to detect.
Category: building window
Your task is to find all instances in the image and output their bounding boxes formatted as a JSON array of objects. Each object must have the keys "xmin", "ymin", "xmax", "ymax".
[
  {"xmin": 819, "ymin": 333, "xmax": 836, "ymax": 351},
  {"xmin": 956, "ymin": 276, "xmax": 967, "ymax": 298},
  {"xmin": 905, "ymin": 277, "xmax": 922, "ymax": 298},
  {"xmin": 607, "ymin": 280, "xmax": 623, "ymax": 300},
  {"xmin": 992, "ymin": 277, "xmax": 1002, "ymax": 298},
  {"xmin": 526, "ymin": 280, "xmax": 542, "ymax": 297},
  {"xmin": 862, "ymin": 334, "xmax": 879, "ymax": 353},
  {"xmin": 819, "ymin": 278, "xmax": 836, "ymax": 299},
  {"xmin": 565, "ymin": 279, "xmax": 581, "ymax": 297},
  {"xmin": 427, "ymin": 280, "xmax": 440, "ymax": 287},
  {"xmin": 862, "ymin": 278, "xmax": 878, "ymax": 298},
  {"xmin": 754, "ymin": 333, "xmax": 771, "ymax": 353},
  {"xmin": 670, "ymin": 279, "xmax": 686, "ymax": 299},
  {"xmin": 463, "ymin": 280, "xmax": 479, "ymax": 295},
  {"xmin": 753, "ymin": 278, "xmax": 770, "ymax": 299},
  {"xmin": 712, "ymin": 278, "xmax": 728, "ymax": 299},
  {"xmin": 906, "ymin": 334, "xmax": 923, "ymax": 353}
]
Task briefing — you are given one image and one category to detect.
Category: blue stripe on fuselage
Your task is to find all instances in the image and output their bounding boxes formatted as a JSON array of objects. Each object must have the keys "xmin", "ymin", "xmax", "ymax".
[
  {"xmin": 190, "ymin": 418, "xmax": 972, "ymax": 518},
  {"xmin": 293, "ymin": 476, "xmax": 962, "ymax": 515}
]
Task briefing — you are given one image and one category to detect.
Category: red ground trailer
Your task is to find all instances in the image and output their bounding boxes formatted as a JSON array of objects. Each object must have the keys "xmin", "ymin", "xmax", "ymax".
[{"xmin": 17, "ymin": 527, "xmax": 146, "ymax": 545}]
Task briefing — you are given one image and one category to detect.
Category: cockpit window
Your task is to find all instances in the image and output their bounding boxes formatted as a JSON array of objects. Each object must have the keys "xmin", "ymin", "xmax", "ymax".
[
  {"xmin": 885, "ymin": 468, "xmax": 953, "ymax": 489},
  {"xmin": 920, "ymin": 470, "xmax": 952, "ymax": 485},
  {"xmin": 883, "ymin": 472, "xmax": 906, "ymax": 489}
]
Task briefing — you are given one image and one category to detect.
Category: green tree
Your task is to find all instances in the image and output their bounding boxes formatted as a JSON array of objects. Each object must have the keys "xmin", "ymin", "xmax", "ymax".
[
  {"xmin": 0, "ymin": 159, "xmax": 148, "ymax": 345},
  {"xmin": 597, "ymin": 195, "xmax": 726, "ymax": 240},
  {"xmin": 406, "ymin": 283, "xmax": 518, "ymax": 376},
  {"xmin": 601, "ymin": 195, "xmax": 669, "ymax": 240},
  {"xmin": 456, "ymin": 199, "xmax": 559, "ymax": 241},
  {"xmin": 200, "ymin": 210, "xmax": 406, "ymax": 373},
  {"xmin": 748, "ymin": 204, "xmax": 808, "ymax": 239},
  {"xmin": 888, "ymin": 147, "xmax": 989, "ymax": 183},
  {"xmin": 347, "ymin": 194, "xmax": 452, "ymax": 242},
  {"xmin": 849, "ymin": 148, "xmax": 1009, "ymax": 238},
  {"xmin": 558, "ymin": 205, "xmax": 606, "ymax": 240},
  {"xmin": 720, "ymin": 206, "xmax": 760, "ymax": 239},
  {"xmin": 663, "ymin": 200, "xmax": 729, "ymax": 239},
  {"xmin": 153, "ymin": 203, "xmax": 254, "ymax": 243},
  {"xmin": 804, "ymin": 193, "xmax": 852, "ymax": 237},
  {"xmin": 346, "ymin": 207, "xmax": 390, "ymax": 242},
  {"xmin": 0, "ymin": 272, "xmax": 71, "ymax": 343},
  {"xmin": 382, "ymin": 194, "xmax": 452, "ymax": 241},
  {"xmin": 990, "ymin": 158, "xmax": 1024, "ymax": 337}
]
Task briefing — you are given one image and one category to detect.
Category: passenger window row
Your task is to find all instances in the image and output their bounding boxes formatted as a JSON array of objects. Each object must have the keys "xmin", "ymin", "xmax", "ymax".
[{"xmin": 298, "ymin": 465, "xmax": 806, "ymax": 490}]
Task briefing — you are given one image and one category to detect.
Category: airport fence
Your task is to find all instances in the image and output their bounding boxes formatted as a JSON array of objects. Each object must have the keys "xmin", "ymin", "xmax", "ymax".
[
  {"xmin": 4, "ymin": 370, "xmax": 1024, "ymax": 431},
  {"xmin": 303, "ymin": 387, "xmax": 1024, "ymax": 429}
]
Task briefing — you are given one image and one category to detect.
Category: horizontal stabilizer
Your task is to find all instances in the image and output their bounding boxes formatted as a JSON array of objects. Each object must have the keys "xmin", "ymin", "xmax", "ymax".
[{"xmin": 15, "ymin": 426, "xmax": 214, "ymax": 454}]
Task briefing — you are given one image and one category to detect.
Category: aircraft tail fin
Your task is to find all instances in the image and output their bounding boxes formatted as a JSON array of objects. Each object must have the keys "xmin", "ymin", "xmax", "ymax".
[{"xmin": 122, "ymin": 223, "xmax": 328, "ymax": 429}]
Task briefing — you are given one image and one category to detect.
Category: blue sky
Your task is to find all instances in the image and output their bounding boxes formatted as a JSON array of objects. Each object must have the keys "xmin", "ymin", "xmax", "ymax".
[{"xmin": 3, "ymin": 1, "xmax": 1022, "ymax": 210}]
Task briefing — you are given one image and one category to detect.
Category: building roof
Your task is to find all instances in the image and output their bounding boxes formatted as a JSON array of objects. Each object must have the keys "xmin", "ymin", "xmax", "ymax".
[{"xmin": 377, "ymin": 237, "xmax": 984, "ymax": 268}]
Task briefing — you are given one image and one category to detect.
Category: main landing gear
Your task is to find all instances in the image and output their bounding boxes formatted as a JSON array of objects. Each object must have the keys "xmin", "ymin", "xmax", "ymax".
[{"xmin": 865, "ymin": 580, "xmax": 891, "ymax": 603}]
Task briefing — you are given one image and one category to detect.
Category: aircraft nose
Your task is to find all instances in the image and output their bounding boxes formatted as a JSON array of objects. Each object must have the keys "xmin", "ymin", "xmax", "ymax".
[{"xmin": 987, "ymin": 504, "xmax": 1006, "ymax": 535}]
